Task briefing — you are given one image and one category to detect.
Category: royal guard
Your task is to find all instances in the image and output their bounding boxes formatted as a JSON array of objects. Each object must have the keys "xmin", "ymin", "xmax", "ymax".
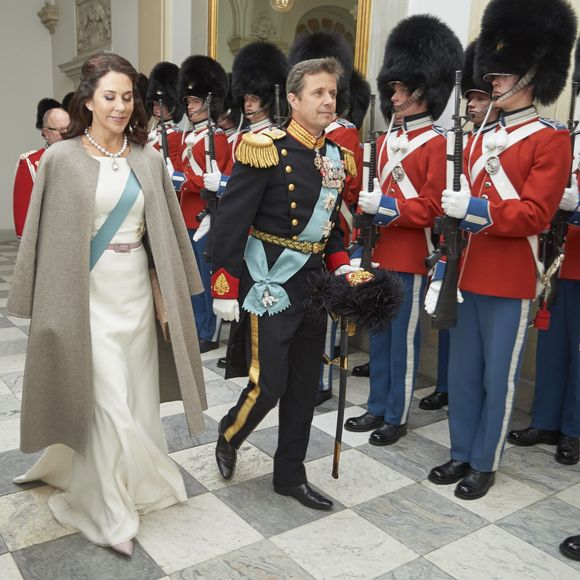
[
  {"xmin": 146, "ymin": 62, "xmax": 185, "ymax": 176},
  {"xmin": 346, "ymin": 69, "xmax": 371, "ymax": 131},
  {"xmin": 179, "ymin": 55, "xmax": 230, "ymax": 353},
  {"xmin": 344, "ymin": 15, "xmax": 462, "ymax": 444},
  {"xmin": 13, "ymin": 101, "xmax": 69, "ymax": 238},
  {"xmin": 508, "ymin": 36, "xmax": 580, "ymax": 467},
  {"xmin": 427, "ymin": 0, "xmax": 575, "ymax": 499}
]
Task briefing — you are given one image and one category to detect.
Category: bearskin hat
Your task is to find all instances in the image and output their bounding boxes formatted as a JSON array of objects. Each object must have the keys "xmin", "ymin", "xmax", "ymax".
[
  {"xmin": 462, "ymin": 41, "xmax": 490, "ymax": 98},
  {"xmin": 221, "ymin": 73, "xmax": 242, "ymax": 127},
  {"xmin": 36, "ymin": 98, "xmax": 61, "ymax": 129},
  {"xmin": 377, "ymin": 15, "xmax": 463, "ymax": 121},
  {"xmin": 232, "ymin": 41, "xmax": 289, "ymax": 121},
  {"xmin": 179, "ymin": 55, "xmax": 228, "ymax": 119},
  {"xmin": 289, "ymin": 31, "xmax": 354, "ymax": 116},
  {"xmin": 475, "ymin": 0, "xmax": 576, "ymax": 106},
  {"xmin": 146, "ymin": 61, "xmax": 184, "ymax": 122},
  {"xmin": 347, "ymin": 70, "xmax": 371, "ymax": 129}
]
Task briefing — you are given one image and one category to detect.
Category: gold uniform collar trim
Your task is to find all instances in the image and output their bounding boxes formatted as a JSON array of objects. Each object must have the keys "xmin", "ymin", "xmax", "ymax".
[{"xmin": 287, "ymin": 119, "xmax": 325, "ymax": 150}]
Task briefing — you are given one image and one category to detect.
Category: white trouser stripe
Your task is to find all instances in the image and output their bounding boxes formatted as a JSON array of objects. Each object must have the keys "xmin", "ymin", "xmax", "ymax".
[
  {"xmin": 492, "ymin": 299, "xmax": 531, "ymax": 470},
  {"xmin": 402, "ymin": 274, "xmax": 422, "ymax": 422}
]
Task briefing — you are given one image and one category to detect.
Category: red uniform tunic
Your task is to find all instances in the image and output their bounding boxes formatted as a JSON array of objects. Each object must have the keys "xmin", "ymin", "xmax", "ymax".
[
  {"xmin": 180, "ymin": 121, "xmax": 229, "ymax": 229},
  {"xmin": 460, "ymin": 108, "xmax": 571, "ymax": 299},
  {"xmin": 372, "ymin": 113, "xmax": 446, "ymax": 274},
  {"xmin": 148, "ymin": 123, "xmax": 184, "ymax": 172},
  {"xmin": 13, "ymin": 147, "xmax": 45, "ymax": 238}
]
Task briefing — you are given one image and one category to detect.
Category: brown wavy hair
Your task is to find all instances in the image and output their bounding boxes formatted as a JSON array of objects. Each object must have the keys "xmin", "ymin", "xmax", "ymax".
[{"xmin": 64, "ymin": 53, "xmax": 148, "ymax": 146}]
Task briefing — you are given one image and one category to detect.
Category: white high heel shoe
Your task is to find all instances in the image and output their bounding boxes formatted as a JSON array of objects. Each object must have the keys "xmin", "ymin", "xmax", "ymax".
[{"xmin": 111, "ymin": 540, "xmax": 134, "ymax": 557}]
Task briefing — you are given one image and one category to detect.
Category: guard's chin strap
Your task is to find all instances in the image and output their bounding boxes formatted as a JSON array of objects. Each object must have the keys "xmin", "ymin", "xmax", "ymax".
[
  {"xmin": 492, "ymin": 67, "xmax": 537, "ymax": 103},
  {"xmin": 392, "ymin": 88, "xmax": 425, "ymax": 114},
  {"xmin": 469, "ymin": 100, "xmax": 494, "ymax": 163}
]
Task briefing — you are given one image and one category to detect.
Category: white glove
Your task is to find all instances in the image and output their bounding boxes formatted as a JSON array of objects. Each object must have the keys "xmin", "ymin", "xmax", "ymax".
[
  {"xmin": 560, "ymin": 176, "xmax": 580, "ymax": 212},
  {"xmin": 424, "ymin": 280, "xmax": 464, "ymax": 315},
  {"xmin": 335, "ymin": 264, "xmax": 363, "ymax": 276},
  {"xmin": 350, "ymin": 257, "xmax": 379, "ymax": 269},
  {"xmin": 213, "ymin": 298, "xmax": 239, "ymax": 322},
  {"xmin": 192, "ymin": 215, "xmax": 210, "ymax": 242},
  {"xmin": 357, "ymin": 177, "xmax": 383, "ymax": 215},
  {"xmin": 203, "ymin": 160, "xmax": 221, "ymax": 192},
  {"xmin": 441, "ymin": 174, "xmax": 472, "ymax": 219}
]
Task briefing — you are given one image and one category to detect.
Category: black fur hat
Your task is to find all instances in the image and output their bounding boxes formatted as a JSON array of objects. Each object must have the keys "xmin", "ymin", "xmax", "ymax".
[
  {"xmin": 377, "ymin": 15, "xmax": 463, "ymax": 121},
  {"xmin": 231, "ymin": 41, "xmax": 288, "ymax": 122},
  {"xmin": 289, "ymin": 31, "xmax": 354, "ymax": 116},
  {"xmin": 462, "ymin": 41, "xmax": 491, "ymax": 98},
  {"xmin": 179, "ymin": 55, "xmax": 228, "ymax": 118},
  {"xmin": 222, "ymin": 72, "xmax": 242, "ymax": 127},
  {"xmin": 36, "ymin": 98, "xmax": 61, "ymax": 129},
  {"xmin": 146, "ymin": 61, "xmax": 184, "ymax": 122},
  {"xmin": 475, "ymin": 0, "xmax": 576, "ymax": 106},
  {"xmin": 347, "ymin": 70, "xmax": 371, "ymax": 129}
]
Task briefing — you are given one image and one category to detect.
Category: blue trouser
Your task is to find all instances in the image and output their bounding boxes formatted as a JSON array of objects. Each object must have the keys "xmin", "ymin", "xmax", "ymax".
[
  {"xmin": 448, "ymin": 292, "xmax": 530, "ymax": 472},
  {"xmin": 436, "ymin": 329, "xmax": 450, "ymax": 393},
  {"xmin": 532, "ymin": 279, "xmax": 580, "ymax": 437},
  {"xmin": 188, "ymin": 228, "xmax": 217, "ymax": 342},
  {"xmin": 368, "ymin": 272, "xmax": 427, "ymax": 425}
]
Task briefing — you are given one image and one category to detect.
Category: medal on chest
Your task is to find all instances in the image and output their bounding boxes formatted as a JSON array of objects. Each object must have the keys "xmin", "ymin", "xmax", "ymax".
[{"xmin": 314, "ymin": 149, "xmax": 346, "ymax": 190}]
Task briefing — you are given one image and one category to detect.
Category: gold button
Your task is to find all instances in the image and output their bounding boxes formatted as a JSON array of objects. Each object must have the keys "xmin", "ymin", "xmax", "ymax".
[
  {"xmin": 291, "ymin": 218, "xmax": 299, "ymax": 226},
  {"xmin": 484, "ymin": 181, "xmax": 491, "ymax": 188},
  {"xmin": 288, "ymin": 183, "xmax": 295, "ymax": 191},
  {"xmin": 292, "ymin": 235, "xmax": 298, "ymax": 240},
  {"xmin": 281, "ymin": 148, "xmax": 288, "ymax": 156},
  {"xmin": 285, "ymin": 165, "xmax": 292, "ymax": 173},
  {"xmin": 290, "ymin": 201, "xmax": 297, "ymax": 209}
]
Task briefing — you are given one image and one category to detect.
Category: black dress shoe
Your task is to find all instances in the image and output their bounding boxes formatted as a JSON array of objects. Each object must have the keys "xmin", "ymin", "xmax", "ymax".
[
  {"xmin": 507, "ymin": 427, "xmax": 560, "ymax": 446},
  {"xmin": 352, "ymin": 362, "xmax": 370, "ymax": 377},
  {"xmin": 217, "ymin": 357, "xmax": 227, "ymax": 369},
  {"xmin": 215, "ymin": 419, "xmax": 237, "ymax": 480},
  {"xmin": 199, "ymin": 339, "xmax": 219, "ymax": 354},
  {"xmin": 560, "ymin": 534, "xmax": 580, "ymax": 561},
  {"xmin": 274, "ymin": 482, "xmax": 333, "ymax": 510},
  {"xmin": 315, "ymin": 389, "xmax": 332, "ymax": 407},
  {"xmin": 369, "ymin": 422, "xmax": 407, "ymax": 446},
  {"xmin": 344, "ymin": 412, "xmax": 384, "ymax": 432},
  {"xmin": 455, "ymin": 469, "xmax": 495, "ymax": 500},
  {"xmin": 556, "ymin": 435, "xmax": 580, "ymax": 465},
  {"xmin": 428, "ymin": 460, "xmax": 470, "ymax": 485},
  {"xmin": 419, "ymin": 390, "xmax": 448, "ymax": 411}
]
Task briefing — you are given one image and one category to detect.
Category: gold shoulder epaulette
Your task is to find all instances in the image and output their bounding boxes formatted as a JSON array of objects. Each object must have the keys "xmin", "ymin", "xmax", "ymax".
[
  {"xmin": 19, "ymin": 150, "xmax": 37, "ymax": 161},
  {"xmin": 236, "ymin": 132, "xmax": 280, "ymax": 168},
  {"xmin": 340, "ymin": 146, "xmax": 357, "ymax": 177}
]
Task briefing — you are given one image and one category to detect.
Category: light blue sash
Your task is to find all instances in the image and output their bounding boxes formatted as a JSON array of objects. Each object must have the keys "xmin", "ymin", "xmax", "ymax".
[
  {"xmin": 90, "ymin": 171, "xmax": 141, "ymax": 271},
  {"xmin": 243, "ymin": 142, "xmax": 342, "ymax": 316}
]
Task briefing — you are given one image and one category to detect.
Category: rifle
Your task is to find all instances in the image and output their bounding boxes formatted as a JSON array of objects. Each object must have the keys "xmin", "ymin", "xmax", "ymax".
[
  {"xmin": 353, "ymin": 94, "xmax": 378, "ymax": 270},
  {"xmin": 195, "ymin": 92, "xmax": 217, "ymax": 262},
  {"xmin": 425, "ymin": 70, "xmax": 464, "ymax": 329},
  {"xmin": 534, "ymin": 80, "xmax": 578, "ymax": 328},
  {"xmin": 274, "ymin": 83, "xmax": 284, "ymax": 129}
]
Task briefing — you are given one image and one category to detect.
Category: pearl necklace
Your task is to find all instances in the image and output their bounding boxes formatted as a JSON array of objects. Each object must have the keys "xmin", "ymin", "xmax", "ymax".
[{"xmin": 84, "ymin": 128, "xmax": 128, "ymax": 171}]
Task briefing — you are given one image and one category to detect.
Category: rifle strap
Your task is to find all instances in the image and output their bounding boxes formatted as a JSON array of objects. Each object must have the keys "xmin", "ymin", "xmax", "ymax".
[{"xmin": 183, "ymin": 128, "xmax": 209, "ymax": 176}]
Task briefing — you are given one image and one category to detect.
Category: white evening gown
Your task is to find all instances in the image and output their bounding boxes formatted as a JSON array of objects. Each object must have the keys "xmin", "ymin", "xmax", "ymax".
[{"xmin": 16, "ymin": 157, "xmax": 186, "ymax": 546}]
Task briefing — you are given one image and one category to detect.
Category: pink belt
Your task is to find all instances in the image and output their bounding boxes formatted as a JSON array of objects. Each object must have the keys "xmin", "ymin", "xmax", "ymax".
[{"xmin": 106, "ymin": 241, "xmax": 143, "ymax": 253}]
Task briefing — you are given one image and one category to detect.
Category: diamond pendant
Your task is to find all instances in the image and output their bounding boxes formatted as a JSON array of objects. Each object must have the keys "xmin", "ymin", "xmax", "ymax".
[{"xmin": 112, "ymin": 156, "xmax": 119, "ymax": 171}]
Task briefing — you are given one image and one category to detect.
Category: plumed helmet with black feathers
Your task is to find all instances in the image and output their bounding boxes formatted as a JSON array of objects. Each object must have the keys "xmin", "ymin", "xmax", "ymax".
[
  {"xmin": 231, "ymin": 41, "xmax": 289, "ymax": 121},
  {"xmin": 475, "ymin": 0, "xmax": 577, "ymax": 106},
  {"xmin": 146, "ymin": 61, "xmax": 184, "ymax": 122},
  {"xmin": 288, "ymin": 31, "xmax": 354, "ymax": 117},
  {"xmin": 377, "ymin": 14, "xmax": 463, "ymax": 121},
  {"xmin": 179, "ymin": 55, "xmax": 228, "ymax": 118},
  {"xmin": 36, "ymin": 98, "xmax": 61, "ymax": 130},
  {"xmin": 462, "ymin": 41, "xmax": 491, "ymax": 98},
  {"xmin": 347, "ymin": 69, "xmax": 371, "ymax": 129}
]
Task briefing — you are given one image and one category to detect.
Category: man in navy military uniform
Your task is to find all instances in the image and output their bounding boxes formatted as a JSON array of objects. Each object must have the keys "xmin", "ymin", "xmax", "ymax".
[{"xmin": 210, "ymin": 57, "xmax": 358, "ymax": 510}]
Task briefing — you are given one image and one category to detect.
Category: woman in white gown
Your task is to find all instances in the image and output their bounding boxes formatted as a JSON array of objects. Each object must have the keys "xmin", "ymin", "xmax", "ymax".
[{"xmin": 8, "ymin": 53, "xmax": 207, "ymax": 556}]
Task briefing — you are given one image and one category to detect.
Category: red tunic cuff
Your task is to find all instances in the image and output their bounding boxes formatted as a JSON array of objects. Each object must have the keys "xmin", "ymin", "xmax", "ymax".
[
  {"xmin": 325, "ymin": 251, "xmax": 350, "ymax": 272},
  {"xmin": 211, "ymin": 268, "xmax": 239, "ymax": 299}
]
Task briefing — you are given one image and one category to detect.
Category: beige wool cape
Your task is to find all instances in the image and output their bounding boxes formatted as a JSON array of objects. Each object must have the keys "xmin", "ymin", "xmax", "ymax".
[{"xmin": 7, "ymin": 136, "xmax": 207, "ymax": 455}]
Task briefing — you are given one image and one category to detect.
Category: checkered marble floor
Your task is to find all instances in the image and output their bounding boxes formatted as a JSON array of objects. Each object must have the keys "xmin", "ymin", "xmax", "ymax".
[{"xmin": 0, "ymin": 241, "xmax": 579, "ymax": 579}]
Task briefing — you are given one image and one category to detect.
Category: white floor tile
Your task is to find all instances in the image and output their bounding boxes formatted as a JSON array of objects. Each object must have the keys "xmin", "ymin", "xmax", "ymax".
[
  {"xmin": 0, "ymin": 354, "xmax": 26, "ymax": 374},
  {"xmin": 0, "ymin": 378, "xmax": 11, "ymax": 395},
  {"xmin": 171, "ymin": 441, "xmax": 272, "ymax": 491},
  {"xmin": 426, "ymin": 524, "xmax": 580, "ymax": 579},
  {"xmin": 138, "ymin": 493, "xmax": 263, "ymax": 574},
  {"xmin": 271, "ymin": 509, "xmax": 417, "ymax": 579},
  {"xmin": 0, "ymin": 328, "xmax": 28, "ymax": 341},
  {"xmin": 0, "ymin": 487, "xmax": 74, "ymax": 551},
  {"xmin": 159, "ymin": 400, "xmax": 185, "ymax": 418},
  {"xmin": 204, "ymin": 403, "xmax": 279, "ymax": 432},
  {"xmin": 306, "ymin": 449, "xmax": 414, "ymax": 507},
  {"xmin": 421, "ymin": 472, "xmax": 546, "ymax": 522},
  {"xmin": 200, "ymin": 344, "xmax": 227, "ymax": 361},
  {"xmin": 311, "ymin": 405, "xmax": 372, "ymax": 447},
  {"xmin": 344, "ymin": 376, "xmax": 370, "ymax": 405},
  {"xmin": 4, "ymin": 317, "xmax": 29, "ymax": 328},
  {"xmin": 556, "ymin": 482, "xmax": 580, "ymax": 510},
  {"xmin": 414, "ymin": 420, "xmax": 451, "ymax": 448},
  {"xmin": 0, "ymin": 418, "xmax": 20, "ymax": 453},
  {"xmin": 228, "ymin": 375, "xmax": 249, "ymax": 388},
  {"xmin": 0, "ymin": 554, "xmax": 24, "ymax": 580},
  {"xmin": 202, "ymin": 367, "xmax": 222, "ymax": 382}
]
